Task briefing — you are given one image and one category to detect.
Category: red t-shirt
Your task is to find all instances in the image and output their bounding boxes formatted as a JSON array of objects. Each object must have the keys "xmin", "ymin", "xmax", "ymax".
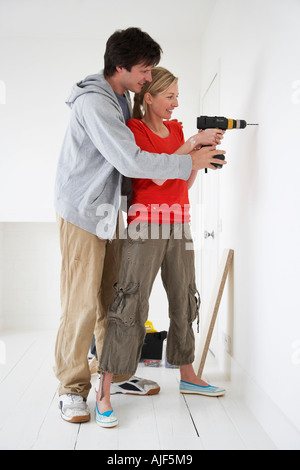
[{"xmin": 126, "ymin": 119, "xmax": 190, "ymax": 224}]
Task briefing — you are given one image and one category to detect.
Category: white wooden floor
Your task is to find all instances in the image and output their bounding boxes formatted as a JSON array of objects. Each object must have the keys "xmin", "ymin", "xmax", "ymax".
[{"xmin": 0, "ymin": 330, "xmax": 277, "ymax": 451}]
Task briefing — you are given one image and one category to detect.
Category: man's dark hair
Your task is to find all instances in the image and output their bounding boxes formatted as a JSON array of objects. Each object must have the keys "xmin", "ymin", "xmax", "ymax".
[{"xmin": 104, "ymin": 27, "xmax": 162, "ymax": 78}]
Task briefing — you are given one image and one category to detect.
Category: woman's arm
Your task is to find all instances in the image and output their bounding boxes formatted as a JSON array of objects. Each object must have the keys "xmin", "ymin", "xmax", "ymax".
[{"xmin": 176, "ymin": 128, "xmax": 225, "ymax": 156}]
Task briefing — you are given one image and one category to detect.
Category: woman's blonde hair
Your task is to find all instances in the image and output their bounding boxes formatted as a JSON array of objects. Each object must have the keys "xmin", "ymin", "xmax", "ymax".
[{"xmin": 132, "ymin": 67, "xmax": 178, "ymax": 119}]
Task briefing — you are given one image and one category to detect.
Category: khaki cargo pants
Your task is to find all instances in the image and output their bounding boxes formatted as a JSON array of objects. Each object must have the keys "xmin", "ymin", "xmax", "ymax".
[
  {"xmin": 100, "ymin": 223, "xmax": 200, "ymax": 376},
  {"xmin": 54, "ymin": 215, "xmax": 131, "ymax": 399}
]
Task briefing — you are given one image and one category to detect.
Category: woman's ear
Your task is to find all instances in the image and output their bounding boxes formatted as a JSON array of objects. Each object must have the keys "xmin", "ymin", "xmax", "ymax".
[{"xmin": 144, "ymin": 92, "xmax": 153, "ymax": 105}]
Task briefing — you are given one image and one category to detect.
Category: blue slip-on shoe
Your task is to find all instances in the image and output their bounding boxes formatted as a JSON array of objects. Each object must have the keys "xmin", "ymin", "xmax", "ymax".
[
  {"xmin": 95, "ymin": 402, "xmax": 118, "ymax": 428},
  {"xmin": 180, "ymin": 380, "xmax": 226, "ymax": 397}
]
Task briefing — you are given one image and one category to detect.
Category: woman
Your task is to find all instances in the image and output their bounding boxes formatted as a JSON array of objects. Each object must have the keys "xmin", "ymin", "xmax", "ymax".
[{"xmin": 96, "ymin": 67, "xmax": 226, "ymax": 428}]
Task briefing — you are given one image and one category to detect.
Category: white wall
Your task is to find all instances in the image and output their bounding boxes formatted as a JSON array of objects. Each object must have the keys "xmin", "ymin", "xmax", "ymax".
[
  {"xmin": 198, "ymin": 0, "xmax": 300, "ymax": 448},
  {"xmin": 0, "ymin": 224, "xmax": 3, "ymax": 330},
  {"xmin": 0, "ymin": 223, "xmax": 61, "ymax": 329}
]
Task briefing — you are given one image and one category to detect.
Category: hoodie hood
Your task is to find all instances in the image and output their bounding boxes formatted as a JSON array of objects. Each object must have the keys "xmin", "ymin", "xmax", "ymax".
[{"xmin": 65, "ymin": 71, "xmax": 113, "ymax": 108}]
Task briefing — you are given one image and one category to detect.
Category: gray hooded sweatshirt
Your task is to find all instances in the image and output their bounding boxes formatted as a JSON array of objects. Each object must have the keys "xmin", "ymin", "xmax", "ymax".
[{"xmin": 54, "ymin": 72, "xmax": 192, "ymax": 239}]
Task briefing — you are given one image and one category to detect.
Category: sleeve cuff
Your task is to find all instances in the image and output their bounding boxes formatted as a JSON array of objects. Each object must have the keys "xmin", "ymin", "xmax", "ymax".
[{"xmin": 178, "ymin": 154, "xmax": 192, "ymax": 180}]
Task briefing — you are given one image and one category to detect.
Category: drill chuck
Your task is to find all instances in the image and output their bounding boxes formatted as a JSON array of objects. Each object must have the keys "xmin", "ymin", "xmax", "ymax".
[{"xmin": 197, "ymin": 115, "xmax": 247, "ymax": 130}]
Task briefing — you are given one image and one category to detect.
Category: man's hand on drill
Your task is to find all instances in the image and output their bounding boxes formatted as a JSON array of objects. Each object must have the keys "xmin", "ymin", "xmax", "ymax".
[{"xmin": 190, "ymin": 146, "xmax": 227, "ymax": 171}]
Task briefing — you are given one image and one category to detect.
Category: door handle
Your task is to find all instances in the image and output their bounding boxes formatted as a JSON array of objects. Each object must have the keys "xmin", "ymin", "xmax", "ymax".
[{"xmin": 204, "ymin": 230, "xmax": 215, "ymax": 239}]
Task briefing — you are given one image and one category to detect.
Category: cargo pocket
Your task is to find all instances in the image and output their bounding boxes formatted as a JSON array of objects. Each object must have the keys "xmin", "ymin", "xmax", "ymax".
[
  {"xmin": 188, "ymin": 284, "xmax": 201, "ymax": 332},
  {"xmin": 109, "ymin": 282, "xmax": 140, "ymax": 327}
]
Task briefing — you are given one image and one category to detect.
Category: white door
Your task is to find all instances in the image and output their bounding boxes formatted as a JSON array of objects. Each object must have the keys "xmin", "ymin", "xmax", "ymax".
[{"xmin": 193, "ymin": 68, "xmax": 222, "ymax": 362}]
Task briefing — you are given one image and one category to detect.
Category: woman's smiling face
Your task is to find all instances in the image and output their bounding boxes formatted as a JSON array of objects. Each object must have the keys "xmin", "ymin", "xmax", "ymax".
[{"xmin": 146, "ymin": 82, "xmax": 179, "ymax": 120}]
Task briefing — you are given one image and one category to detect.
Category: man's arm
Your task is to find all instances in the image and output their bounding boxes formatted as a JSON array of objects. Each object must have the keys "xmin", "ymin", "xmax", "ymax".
[
  {"xmin": 80, "ymin": 93, "xmax": 226, "ymax": 179},
  {"xmin": 79, "ymin": 93, "xmax": 192, "ymax": 180}
]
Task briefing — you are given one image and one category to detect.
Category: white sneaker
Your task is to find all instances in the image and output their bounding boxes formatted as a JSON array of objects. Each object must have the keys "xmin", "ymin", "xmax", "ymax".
[
  {"xmin": 95, "ymin": 375, "xmax": 160, "ymax": 396},
  {"xmin": 59, "ymin": 394, "xmax": 91, "ymax": 423}
]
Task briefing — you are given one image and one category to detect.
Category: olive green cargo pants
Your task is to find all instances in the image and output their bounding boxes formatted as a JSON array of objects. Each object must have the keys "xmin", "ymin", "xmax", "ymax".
[{"xmin": 100, "ymin": 223, "xmax": 200, "ymax": 376}]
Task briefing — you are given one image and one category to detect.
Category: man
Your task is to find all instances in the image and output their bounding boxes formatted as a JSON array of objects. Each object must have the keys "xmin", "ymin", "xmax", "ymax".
[{"xmin": 54, "ymin": 27, "xmax": 226, "ymax": 424}]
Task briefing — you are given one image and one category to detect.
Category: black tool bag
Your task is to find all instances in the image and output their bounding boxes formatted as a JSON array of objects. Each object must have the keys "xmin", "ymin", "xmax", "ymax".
[{"xmin": 140, "ymin": 331, "xmax": 167, "ymax": 360}]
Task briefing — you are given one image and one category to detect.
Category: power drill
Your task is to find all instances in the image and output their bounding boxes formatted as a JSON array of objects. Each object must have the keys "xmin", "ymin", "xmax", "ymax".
[{"xmin": 197, "ymin": 115, "xmax": 258, "ymax": 170}]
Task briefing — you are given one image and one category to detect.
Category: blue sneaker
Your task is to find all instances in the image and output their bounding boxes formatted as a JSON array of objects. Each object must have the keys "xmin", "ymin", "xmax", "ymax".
[
  {"xmin": 95, "ymin": 402, "xmax": 118, "ymax": 428},
  {"xmin": 180, "ymin": 380, "xmax": 226, "ymax": 397}
]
